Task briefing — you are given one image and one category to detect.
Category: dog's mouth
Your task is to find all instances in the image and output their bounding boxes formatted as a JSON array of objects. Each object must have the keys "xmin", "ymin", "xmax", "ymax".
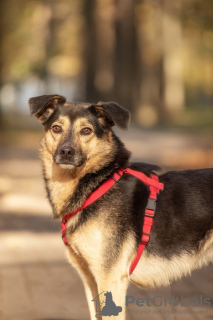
[
  {"xmin": 54, "ymin": 154, "xmax": 86, "ymax": 170},
  {"xmin": 58, "ymin": 163, "xmax": 76, "ymax": 169}
]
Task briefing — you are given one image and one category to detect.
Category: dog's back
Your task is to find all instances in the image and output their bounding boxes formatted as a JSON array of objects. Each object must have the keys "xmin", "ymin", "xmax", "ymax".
[{"xmin": 130, "ymin": 166, "xmax": 213, "ymax": 287}]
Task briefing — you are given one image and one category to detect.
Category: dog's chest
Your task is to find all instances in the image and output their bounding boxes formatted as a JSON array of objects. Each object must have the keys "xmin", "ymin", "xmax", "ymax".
[
  {"xmin": 67, "ymin": 217, "xmax": 105, "ymax": 268},
  {"xmin": 48, "ymin": 179, "xmax": 78, "ymax": 213}
]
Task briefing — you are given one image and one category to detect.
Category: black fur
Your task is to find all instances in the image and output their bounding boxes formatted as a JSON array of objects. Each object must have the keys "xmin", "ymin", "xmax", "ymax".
[
  {"xmin": 151, "ymin": 169, "xmax": 213, "ymax": 258},
  {"xmin": 63, "ymin": 164, "xmax": 213, "ymax": 270},
  {"xmin": 89, "ymin": 102, "xmax": 130, "ymax": 130},
  {"xmin": 29, "ymin": 94, "xmax": 66, "ymax": 119}
]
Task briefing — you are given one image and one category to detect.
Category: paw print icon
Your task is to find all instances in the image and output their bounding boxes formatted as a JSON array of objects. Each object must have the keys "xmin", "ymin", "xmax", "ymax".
[{"xmin": 168, "ymin": 296, "xmax": 179, "ymax": 307}]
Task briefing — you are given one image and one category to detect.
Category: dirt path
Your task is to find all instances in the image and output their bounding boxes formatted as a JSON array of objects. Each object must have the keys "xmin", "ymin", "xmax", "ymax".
[{"xmin": 0, "ymin": 128, "xmax": 212, "ymax": 320}]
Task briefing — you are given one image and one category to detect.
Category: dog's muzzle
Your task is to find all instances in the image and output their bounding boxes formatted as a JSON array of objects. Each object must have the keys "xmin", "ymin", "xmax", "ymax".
[{"xmin": 54, "ymin": 146, "xmax": 86, "ymax": 169}]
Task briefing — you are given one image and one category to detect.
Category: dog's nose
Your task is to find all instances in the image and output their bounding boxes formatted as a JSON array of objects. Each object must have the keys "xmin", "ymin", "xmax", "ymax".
[{"xmin": 59, "ymin": 146, "xmax": 75, "ymax": 157}]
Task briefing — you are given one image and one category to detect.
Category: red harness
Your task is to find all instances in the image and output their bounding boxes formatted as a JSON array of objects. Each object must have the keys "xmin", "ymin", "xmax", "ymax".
[{"xmin": 61, "ymin": 168, "xmax": 164, "ymax": 275}]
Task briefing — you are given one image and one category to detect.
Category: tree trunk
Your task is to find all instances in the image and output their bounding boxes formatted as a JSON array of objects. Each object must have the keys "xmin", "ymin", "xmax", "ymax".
[
  {"xmin": 159, "ymin": 0, "xmax": 184, "ymax": 121},
  {"xmin": 84, "ymin": 0, "xmax": 116, "ymax": 103},
  {"xmin": 84, "ymin": 0, "xmax": 97, "ymax": 102},
  {"xmin": 114, "ymin": 0, "xmax": 139, "ymax": 112},
  {"xmin": 0, "ymin": 0, "xmax": 6, "ymax": 128}
]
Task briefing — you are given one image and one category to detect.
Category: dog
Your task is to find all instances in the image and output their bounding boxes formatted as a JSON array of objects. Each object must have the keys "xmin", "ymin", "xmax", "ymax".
[{"xmin": 29, "ymin": 94, "xmax": 213, "ymax": 320}]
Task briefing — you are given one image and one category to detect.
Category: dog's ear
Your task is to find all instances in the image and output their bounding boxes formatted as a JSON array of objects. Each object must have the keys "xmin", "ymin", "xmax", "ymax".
[
  {"xmin": 89, "ymin": 102, "xmax": 130, "ymax": 130},
  {"xmin": 29, "ymin": 94, "xmax": 66, "ymax": 124}
]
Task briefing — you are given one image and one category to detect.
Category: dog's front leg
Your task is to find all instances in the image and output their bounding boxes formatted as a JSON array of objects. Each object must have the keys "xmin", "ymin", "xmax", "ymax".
[
  {"xmin": 66, "ymin": 247, "xmax": 101, "ymax": 320},
  {"xmin": 97, "ymin": 272, "xmax": 129, "ymax": 320}
]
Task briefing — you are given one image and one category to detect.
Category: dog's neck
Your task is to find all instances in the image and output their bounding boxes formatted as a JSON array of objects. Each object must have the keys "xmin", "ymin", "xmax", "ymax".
[{"xmin": 41, "ymin": 133, "xmax": 130, "ymax": 219}]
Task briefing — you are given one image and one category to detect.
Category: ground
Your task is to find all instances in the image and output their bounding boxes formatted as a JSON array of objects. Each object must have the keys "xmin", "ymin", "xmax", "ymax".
[{"xmin": 0, "ymin": 126, "xmax": 212, "ymax": 320}]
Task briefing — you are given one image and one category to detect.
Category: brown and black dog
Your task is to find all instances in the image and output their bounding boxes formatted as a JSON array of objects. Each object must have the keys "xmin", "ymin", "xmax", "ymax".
[{"xmin": 29, "ymin": 94, "xmax": 213, "ymax": 320}]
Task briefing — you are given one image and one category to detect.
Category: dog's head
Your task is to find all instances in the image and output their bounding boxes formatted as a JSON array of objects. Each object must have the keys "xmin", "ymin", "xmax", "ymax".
[{"xmin": 29, "ymin": 94, "xmax": 130, "ymax": 172}]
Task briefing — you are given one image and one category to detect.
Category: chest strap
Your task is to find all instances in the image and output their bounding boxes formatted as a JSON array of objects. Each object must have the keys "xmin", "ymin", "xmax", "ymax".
[{"xmin": 61, "ymin": 168, "xmax": 164, "ymax": 275}]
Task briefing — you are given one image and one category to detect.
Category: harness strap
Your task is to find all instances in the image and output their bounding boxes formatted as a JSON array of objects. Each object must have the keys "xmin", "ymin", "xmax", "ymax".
[
  {"xmin": 61, "ymin": 169, "xmax": 125, "ymax": 245},
  {"xmin": 61, "ymin": 168, "xmax": 164, "ymax": 275},
  {"xmin": 129, "ymin": 173, "xmax": 162, "ymax": 274}
]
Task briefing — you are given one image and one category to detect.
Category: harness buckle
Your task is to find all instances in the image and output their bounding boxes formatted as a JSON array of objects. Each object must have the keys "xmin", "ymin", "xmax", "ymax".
[
  {"xmin": 146, "ymin": 198, "xmax": 156, "ymax": 211},
  {"xmin": 145, "ymin": 212, "xmax": 154, "ymax": 217},
  {"xmin": 111, "ymin": 171, "xmax": 122, "ymax": 183},
  {"xmin": 140, "ymin": 240, "xmax": 148, "ymax": 245}
]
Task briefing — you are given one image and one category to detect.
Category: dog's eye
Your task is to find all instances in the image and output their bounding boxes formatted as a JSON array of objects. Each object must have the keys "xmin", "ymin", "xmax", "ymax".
[
  {"xmin": 52, "ymin": 125, "xmax": 62, "ymax": 133},
  {"xmin": 81, "ymin": 127, "xmax": 92, "ymax": 135}
]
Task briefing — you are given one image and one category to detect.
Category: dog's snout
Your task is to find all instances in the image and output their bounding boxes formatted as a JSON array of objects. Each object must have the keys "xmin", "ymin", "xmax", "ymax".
[{"xmin": 59, "ymin": 146, "xmax": 75, "ymax": 157}]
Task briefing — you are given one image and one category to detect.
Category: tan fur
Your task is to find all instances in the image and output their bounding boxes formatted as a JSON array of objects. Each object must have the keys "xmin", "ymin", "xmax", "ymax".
[
  {"xmin": 44, "ymin": 115, "xmax": 72, "ymax": 155},
  {"xmin": 41, "ymin": 137, "xmax": 80, "ymax": 216},
  {"xmin": 38, "ymin": 107, "xmax": 55, "ymax": 123},
  {"xmin": 95, "ymin": 234, "xmax": 136, "ymax": 320},
  {"xmin": 41, "ymin": 116, "xmax": 117, "ymax": 217},
  {"xmin": 66, "ymin": 246, "xmax": 100, "ymax": 319},
  {"xmin": 66, "ymin": 214, "xmax": 136, "ymax": 320},
  {"xmin": 72, "ymin": 118, "xmax": 117, "ymax": 175},
  {"xmin": 67, "ymin": 209, "xmax": 136, "ymax": 276}
]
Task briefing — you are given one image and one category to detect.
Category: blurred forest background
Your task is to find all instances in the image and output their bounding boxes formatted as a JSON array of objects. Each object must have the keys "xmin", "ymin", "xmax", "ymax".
[
  {"xmin": 0, "ymin": 0, "xmax": 213, "ymax": 130},
  {"xmin": 0, "ymin": 2, "xmax": 213, "ymax": 319}
]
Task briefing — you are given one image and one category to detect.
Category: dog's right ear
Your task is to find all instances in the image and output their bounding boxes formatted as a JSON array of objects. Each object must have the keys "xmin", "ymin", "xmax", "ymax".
[
  {"xmin": 29, "ymin": 94, "xmax": 66, "ymax": 124},
  {"xmin": 88, "ymin": 101, "xmax": 130, "ymax": 130}
]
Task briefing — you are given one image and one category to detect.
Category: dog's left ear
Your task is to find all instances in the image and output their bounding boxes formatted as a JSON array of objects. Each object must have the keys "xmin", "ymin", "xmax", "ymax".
[
  {"xmin": 89, "ymin": 101, "xmax": 131, "ymax": 130},
  {"xmin": 29, "ymin": 94, "xmax": 66, "ymax": 124}
]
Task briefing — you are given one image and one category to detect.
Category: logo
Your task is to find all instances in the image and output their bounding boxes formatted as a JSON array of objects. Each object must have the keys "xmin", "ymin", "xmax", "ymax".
[
  {"xmin": 126, "ymin": 295, "xmax": 211, "ymax": 308},
  {"xmin": 92, "ymin": 291, "xmax": 122, "ymax": 318}
]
